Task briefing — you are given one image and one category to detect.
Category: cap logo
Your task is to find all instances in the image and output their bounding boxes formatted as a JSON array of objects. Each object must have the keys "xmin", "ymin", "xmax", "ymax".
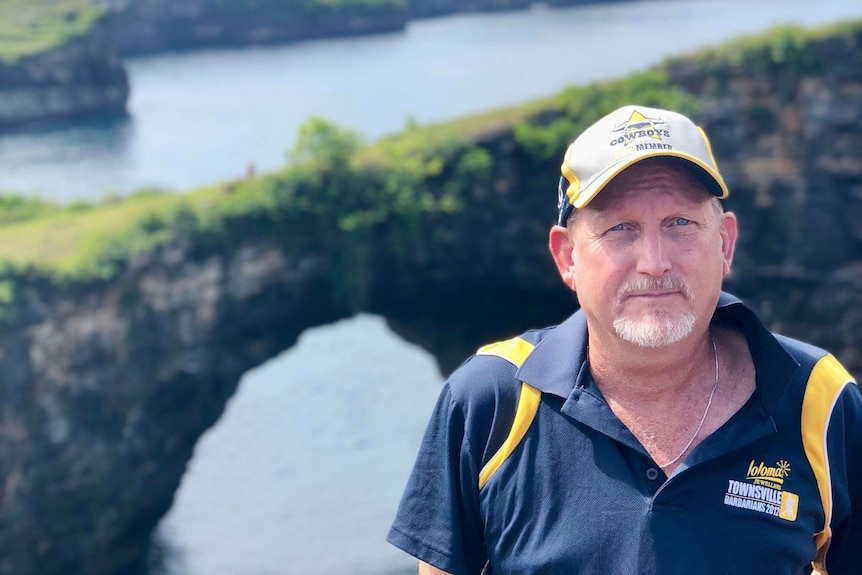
[{"xmin": 609, "ymin": 110, "xmax": 670, "ymax": 148}]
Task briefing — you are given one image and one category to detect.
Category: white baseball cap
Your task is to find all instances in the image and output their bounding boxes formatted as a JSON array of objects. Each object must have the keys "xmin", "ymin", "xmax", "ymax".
[{"xmin": 557, "ymin": 105, "xmax": 730, "ymax": 226}]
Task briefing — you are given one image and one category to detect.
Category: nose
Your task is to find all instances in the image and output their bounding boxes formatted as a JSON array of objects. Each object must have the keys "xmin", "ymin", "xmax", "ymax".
[{"xmin": 635, "ymin": 230, "xmax": 671, "ymax": 276}]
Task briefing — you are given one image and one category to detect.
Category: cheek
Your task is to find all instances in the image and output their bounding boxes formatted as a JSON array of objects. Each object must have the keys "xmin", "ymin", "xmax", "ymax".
[
  {"xmin": 571, "ymin": 257, "xmax": 625, "ymax": 298},
  {"xmin": 677, "ymin": 243, "xmax": 726, "ymax": 289}
]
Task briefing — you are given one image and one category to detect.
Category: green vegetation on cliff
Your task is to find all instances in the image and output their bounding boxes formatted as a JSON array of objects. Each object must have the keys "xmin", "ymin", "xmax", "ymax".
[
  {"xmin": 0, "ymin": 19, "xmax": 856, "ymax": 294},
  {"xmin": 511, "ymin": 70, "xmax": 700, "ymax": 164},
  {"xmin": 681, "ymin": 19, "xmax": 862, "ymax": 73},
  {"xmin": 0, "ymin": 0, "xmax": 103, "ymax": 62}
]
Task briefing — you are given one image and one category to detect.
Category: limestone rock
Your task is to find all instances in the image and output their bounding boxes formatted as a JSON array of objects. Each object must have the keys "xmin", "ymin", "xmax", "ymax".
[{"xmin": 0, "ymin": 33, "xmax": 128, "ymax": 127}]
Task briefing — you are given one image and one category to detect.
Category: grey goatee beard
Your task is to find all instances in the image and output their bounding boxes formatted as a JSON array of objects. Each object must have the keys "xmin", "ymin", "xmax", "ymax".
[{"xmin": 612, "ymin": 276, "xmax": 697, "ymax": 348}]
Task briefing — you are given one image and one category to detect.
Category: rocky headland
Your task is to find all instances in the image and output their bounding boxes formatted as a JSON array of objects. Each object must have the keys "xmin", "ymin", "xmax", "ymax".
[
  {"xmin": 0, "ymin": 23, "xmax": 127, "ymax": 129},
  {"xmin": 0, "ymin": 20, "xmax": 858, "ymax": 575}
]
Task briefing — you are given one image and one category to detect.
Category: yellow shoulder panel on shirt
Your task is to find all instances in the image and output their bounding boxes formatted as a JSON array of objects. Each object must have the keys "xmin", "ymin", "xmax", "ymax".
[
  {"xmin": 476, "ymin": 337, "xmax": 540, "ymax": 490},
  {"xmin": 477, "ymin": 337, "xmax": 535, "ymax": 368},
  {"xmin": 478, "ymin": 382, "xmax": 541, "ymax": 490},
  {"xmin": 800, "ymin": 353, "xmax": 855, "ymax": 575}
]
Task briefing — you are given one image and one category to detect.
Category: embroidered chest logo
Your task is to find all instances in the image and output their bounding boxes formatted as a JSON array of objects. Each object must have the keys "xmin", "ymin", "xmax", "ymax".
[{"xmin": 723, "ymin": 460, "xmax": 799, "ymax": 521}]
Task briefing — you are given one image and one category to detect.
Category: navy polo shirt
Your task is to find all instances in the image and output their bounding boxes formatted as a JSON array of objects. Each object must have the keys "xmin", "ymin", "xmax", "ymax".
[{"xmin": 388, "ymin": 293, "xmax": 862, "ymax": 575}]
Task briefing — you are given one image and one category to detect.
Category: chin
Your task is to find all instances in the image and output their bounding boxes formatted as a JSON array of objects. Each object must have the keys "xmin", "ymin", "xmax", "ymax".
[{"xmin": 613, "ymin": 312, "xmax": 697, "ymax": 348}]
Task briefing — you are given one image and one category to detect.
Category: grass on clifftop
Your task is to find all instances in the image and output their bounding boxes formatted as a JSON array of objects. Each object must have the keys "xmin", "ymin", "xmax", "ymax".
[
  {"xmin": 0, "ymin": 186, "xmax": 233, "ymax": 276},
  {"xmin": 672, "ymin": 18, "xmax": 862, "ymax": 73},
  {"xmin": 0, "ymin": 0, "xmax": 102, "ymax": 62},
  {"xmin": 0, "ymin": 19, "xmax": 856, "ymax": 282}
]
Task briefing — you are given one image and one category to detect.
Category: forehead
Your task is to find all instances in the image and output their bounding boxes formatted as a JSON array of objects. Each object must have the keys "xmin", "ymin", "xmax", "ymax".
[{"xmin": 586, "ymin": 158, "xmax": 712, "ymax": 214}]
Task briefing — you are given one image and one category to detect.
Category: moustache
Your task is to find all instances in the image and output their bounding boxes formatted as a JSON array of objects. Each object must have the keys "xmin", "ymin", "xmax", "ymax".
[{"xmin": 616, "ymin": 276, "xmax": 693, "ymax": 302}]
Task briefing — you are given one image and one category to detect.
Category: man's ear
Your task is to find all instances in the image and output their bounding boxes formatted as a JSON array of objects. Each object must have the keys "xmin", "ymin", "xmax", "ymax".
[
  {"xmin": 549, "ymin": 225, "xmax": 577, "ymax": 291},
  {"xmin": 719, "ymin": 211, "xmax": 738, "ymax": 277}
]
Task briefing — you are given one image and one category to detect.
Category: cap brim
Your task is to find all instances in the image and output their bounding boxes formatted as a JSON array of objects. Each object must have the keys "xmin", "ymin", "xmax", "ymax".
[{"xmin": 572, "ymin": 151, "xmax": 729, "ymax": 209}]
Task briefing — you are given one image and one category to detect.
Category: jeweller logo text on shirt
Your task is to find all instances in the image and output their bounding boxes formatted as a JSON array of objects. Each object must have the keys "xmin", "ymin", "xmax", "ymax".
[{"xmin": 723, "ymin": 460, "xmax": 799, "ymax": 521}]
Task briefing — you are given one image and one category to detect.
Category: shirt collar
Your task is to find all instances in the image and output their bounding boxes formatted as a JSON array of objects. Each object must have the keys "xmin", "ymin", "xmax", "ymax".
[
  {"xmin": 516, "ymin": 310, "xmax": 588, "ymax": 399},
  {"xmin": 516, "ymin": 291, "xmax": 800, "ymax": 414}
]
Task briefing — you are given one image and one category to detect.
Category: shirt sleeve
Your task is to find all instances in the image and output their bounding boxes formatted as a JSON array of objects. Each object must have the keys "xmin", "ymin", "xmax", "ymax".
[
  {"xmin": 387, "ymin": 382, "xmax": 488, "ymax": 575},
  {"xmin": 823, "ymin": 382, "xmax": 862, "ymax": 574}
]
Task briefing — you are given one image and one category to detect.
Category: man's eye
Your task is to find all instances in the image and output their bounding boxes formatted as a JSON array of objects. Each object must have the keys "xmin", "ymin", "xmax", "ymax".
[
  {"xmin": 609, "ymin": 224, "xmax": 626, "ymax": 232},
  {"xmin": 674, "ymin": 218, "xmax": 691, "ymax": 226}
]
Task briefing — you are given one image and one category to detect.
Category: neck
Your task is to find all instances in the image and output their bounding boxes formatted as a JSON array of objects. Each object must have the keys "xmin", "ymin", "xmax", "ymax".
[{"xmin": 588, "ymin": 330, "xmax": 715, "ymax": 405}]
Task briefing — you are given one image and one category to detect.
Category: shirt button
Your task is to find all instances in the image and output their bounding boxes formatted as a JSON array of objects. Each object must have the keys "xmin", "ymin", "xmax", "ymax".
[{"xmin": 646, "ymin": 468, "xmax": 660, "ymax": 481}]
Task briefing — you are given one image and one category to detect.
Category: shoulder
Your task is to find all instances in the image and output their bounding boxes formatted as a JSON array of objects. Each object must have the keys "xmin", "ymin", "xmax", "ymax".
[
  {"xmin": 716, "ymin": 295, "xmax": 858, "ymax": 410},
  {"xmin": 446, "ymin": 327, "xmax": 553, "ymax": 406},
  {"xmin": 773, "ymin": 334, "xmax": 831, "ymax": 370},
  {"xmin": 774, "ymin": 333, "xmax": 857, "ymax": 395},
  {"xmin": 770, "ymin": 334, "xmax": 861, "ymax": 442},
  {"xmin": 443, "ymin": 326, "xmax": 556, "ymax": 462}
]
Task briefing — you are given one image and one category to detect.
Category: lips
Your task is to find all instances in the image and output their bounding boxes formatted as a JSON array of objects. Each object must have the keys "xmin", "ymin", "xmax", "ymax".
[
  {"xmin": 627, "ymin": 290, "xmax": 680, "ymax": 299},
  {"xmin": 619, "ymin": 275, "xmax": 691, "ymax": 300}
]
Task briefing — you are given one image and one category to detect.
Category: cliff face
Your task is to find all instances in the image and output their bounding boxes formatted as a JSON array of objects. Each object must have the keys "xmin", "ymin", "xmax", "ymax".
[
  {"xmin": 0, "ymin": 24, "xmax": 859, "ymax": 575},
  {"xmin": 0, "ymin": 242, "xmax": 348, "ymax": 575},
  {"xmin": 663, "ymin": 29, "xmax": 862, "ymax": 373},
  {"xmin": 0, "ymin": 32, "xmax": 128, "ymax": 128}
]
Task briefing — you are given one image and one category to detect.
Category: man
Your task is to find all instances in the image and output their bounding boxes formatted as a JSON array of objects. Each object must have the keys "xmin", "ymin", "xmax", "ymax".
[{"xmin": 387, "ymin": 105, "xmax": 861, "ymax": 574}]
